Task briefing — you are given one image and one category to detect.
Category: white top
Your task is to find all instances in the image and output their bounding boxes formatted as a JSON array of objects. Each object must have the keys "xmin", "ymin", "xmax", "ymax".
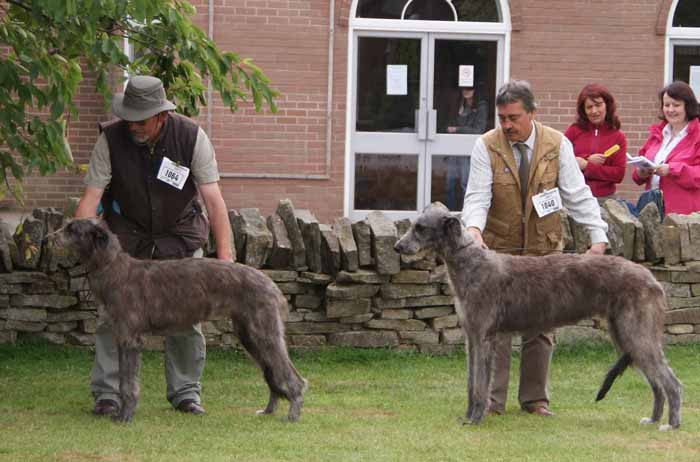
[
  {"xmin": 650, "ymin": 123, "xmax": 688, "ymax": 189},
  {"xmin": 462, "ymin": 122, "xmax": 609, "ymax": 244}
]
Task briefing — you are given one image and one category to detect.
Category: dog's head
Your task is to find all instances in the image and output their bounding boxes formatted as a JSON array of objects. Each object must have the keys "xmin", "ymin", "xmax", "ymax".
[
  {"xmin": 394, "ymin": 202, "xmax": 466, "ymax": 256},
  {"xmin": 58, "ymin": 218, "xmax": 116, "ymax": 263}
]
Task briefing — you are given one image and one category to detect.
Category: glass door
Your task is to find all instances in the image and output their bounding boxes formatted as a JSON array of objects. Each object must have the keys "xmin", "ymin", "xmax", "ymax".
[{"xmin": 349, "ymin": 31, "xmax": 502, "ymax": 220}]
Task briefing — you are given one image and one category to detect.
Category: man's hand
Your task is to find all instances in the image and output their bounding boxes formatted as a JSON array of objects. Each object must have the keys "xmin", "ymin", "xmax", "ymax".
[
  {"xmin": 586, "ymin": 242, "xmax": 606, "ymax": 255},
  {"xmin": 636, "ymin": 166, "xmax": 654, "ymax": 179},
  {"xmin": 576, "ymin": 156, "xmax": 587, "ymax": 171},
  {"xmin": 466, "ymin": 226, "xmax": 488, "ymax": 249}
]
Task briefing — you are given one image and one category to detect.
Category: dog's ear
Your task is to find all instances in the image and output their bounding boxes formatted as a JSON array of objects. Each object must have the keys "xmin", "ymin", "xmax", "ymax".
[
  {"xmin": 91, "ymin": 225, "xmax": 110, "ymax": 250},
  {"xmin": 442, "ymin": 215, "xmax": 463, "ymax": 238}
]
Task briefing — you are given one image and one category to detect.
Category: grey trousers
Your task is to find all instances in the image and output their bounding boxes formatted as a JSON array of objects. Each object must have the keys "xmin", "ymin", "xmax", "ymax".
[
  {"xmin": 89, "ymin": 250, "xmax": 207, "ymax": 409},
  {"xmin": 488, "ymin": 331, "xmax": 554, "ymax": 413}
]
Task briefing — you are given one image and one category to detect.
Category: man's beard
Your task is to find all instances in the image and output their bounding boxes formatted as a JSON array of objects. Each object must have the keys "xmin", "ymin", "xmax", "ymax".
[{"xmin": 130, "ymin": 133, "xmax": 150, "ymax": 145}]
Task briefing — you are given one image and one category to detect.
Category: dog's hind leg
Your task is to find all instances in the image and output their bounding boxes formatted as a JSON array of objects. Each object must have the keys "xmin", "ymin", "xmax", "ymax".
[
  {"xmin": 256, "ymin": 390, "xmax": 279, "ymax": 416},
  {"xmin": 658, "ymin": 362, "xmax": 682, "ymax": 431},
  {"xmin": 113, "ymin": 344, "xmax": 141, "ymax": 423}
]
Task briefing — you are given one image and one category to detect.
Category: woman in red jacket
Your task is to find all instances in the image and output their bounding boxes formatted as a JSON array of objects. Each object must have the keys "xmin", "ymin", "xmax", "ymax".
[
  {"xmin": 632, "ymin": 81, "xmax": 700, "ymax": 215},
  {"xmin": 565, "ymin": 84, "xmax": 627, "ymax": 199}
]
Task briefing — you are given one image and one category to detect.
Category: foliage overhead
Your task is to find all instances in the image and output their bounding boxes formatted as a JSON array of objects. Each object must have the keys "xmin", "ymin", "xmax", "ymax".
[{"xmin": 0, "ymin": 0, "xmax": 278, "ymax": 201}]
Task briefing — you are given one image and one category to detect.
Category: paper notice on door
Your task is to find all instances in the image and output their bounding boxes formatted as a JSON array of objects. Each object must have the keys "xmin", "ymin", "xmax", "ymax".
[
  {"xmin": 458, "ymin": 65, "xmax": 474, "ymax": 87},
  {"xmin": 690, "ymin": 66, "xmax": 700, "ymax": 99},
  {"xmin": 386, "ymin": 65, "xmax": 407, "ymax": 95}
]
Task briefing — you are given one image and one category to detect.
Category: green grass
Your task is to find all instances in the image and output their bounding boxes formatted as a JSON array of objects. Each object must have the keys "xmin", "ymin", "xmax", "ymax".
[{"xmin": 0, "ymin": 339, "xmax": 699, "ymax": 462}]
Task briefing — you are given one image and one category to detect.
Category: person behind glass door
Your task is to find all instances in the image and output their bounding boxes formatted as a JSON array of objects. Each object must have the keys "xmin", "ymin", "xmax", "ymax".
[
  {"xmin": 632, "ymin": 81, "xmax": 700, "ymax": 214},
  {"xmin": 447, "ymin": 85, "xmax": 488, "ymax": 134},
  {"xmin": 445, "ymin": 85, "xmax": 489, "ymax": 210},
  {"xmin": 564, "ymin": 83, "xmax": 626, "ymax": 201}
]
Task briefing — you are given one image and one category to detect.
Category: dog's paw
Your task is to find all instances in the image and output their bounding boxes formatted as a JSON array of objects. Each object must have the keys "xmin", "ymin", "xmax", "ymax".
[
  {"xmin": 639, "ymin": 417, "xmax": 656, "ymax": 425},
  {"xmin": 256, "ymin": 409, "xmax": 273, "ymax": 416},
  {"xmin": 111, "ymin": 413, "xmax": 132, "ymax": 424}
]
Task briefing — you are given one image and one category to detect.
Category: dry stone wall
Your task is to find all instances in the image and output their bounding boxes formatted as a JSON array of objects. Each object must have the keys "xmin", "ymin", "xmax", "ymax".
[{"xmin": 2, "ymin": 200, "xmax": 700, "ymax": 351}]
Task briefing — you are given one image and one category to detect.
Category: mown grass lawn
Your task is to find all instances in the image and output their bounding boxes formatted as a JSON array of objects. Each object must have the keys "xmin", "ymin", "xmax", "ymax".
[{"xmin": 0, "ymin": 339, "xmax": 698, "ymax": 462}]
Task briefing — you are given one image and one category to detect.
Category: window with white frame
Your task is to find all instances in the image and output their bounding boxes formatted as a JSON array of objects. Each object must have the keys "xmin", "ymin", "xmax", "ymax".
[{"xmin": 667, "ymin": 0, "xmax": 700, "ymax": 96}]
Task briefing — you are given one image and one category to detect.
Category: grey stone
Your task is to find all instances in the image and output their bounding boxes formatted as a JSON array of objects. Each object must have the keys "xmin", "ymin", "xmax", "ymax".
[
  {"xmin": 391, "ymin": 270, "xmax": 430, "ymax": 284},
  {"xmin": 415, "ymin": 306, "xmax": 454, "ymax": 319},
  {"xmin": 602, "ymin": 199, "xmax": 636, "ymax": 259},
  {"xmin": 431, "ymin": 314, "xmax": 460, "ymax": 329},
  {"xmin": 633, "ymin": 219, "xmax": 645, "ymax": 262},
  {"xmin": 0, "ymin": 219, "xmax": 14, "ymax": 272},
  {"xmin": 13, "ymin": 216, "xmax": 44, "ymax": 270},
  {"xmin": 0, "ymin": 295, "xmax": 9, "ymax": 307},
  {"xmin": 693, "ymin": 284, "xmax": 700, "ymax": 297},
  {"xmin": 261, "ymin": 269, "xmax": 298, "ymax": 282},
  {"xmin": 286, "ymin": 311, "xmax": 305, "ymax": 323},
  {"xmin": 295, "ymin": 294, "xmax": 323, "ymax": 309},
  {"xmin": 10, "ymin": 294, "xmax": 78, "ymax": 309},
  {"xmin": 297, "ymin": 272, "xmax": 333, "ymax": 285},
  {"xmin": 80, "ymin": 319, "xmax": 97, "ymax": 334},
  {"xmin": 285, "ymin": 322, "xmax": 346, "ymax": 335},
  {"xmin": 556, "ymin": 325, "xmax": 608, "ymax": 345},
  {"xmin": 36, "ymin": 208, "xmax": 66, "ymax": 272},
  {"xmin": 295, "ymin": 209, "xmax": 322, "ymax": 273},
  {"xmin": 442, "ymin": 284, "xmax": 454, "ymax": 295},
  {"xmin": 289, "ymin": 335, "xmax": 326, "ymax": 347},
  {"xmin": 394, "ymin": 218, "xmax": 411, "ymax": 240},
  {"xmin": 380, "ymin": 309, "xmax": 412, "ymax": 320},
  {"xmin": 276, "ymin": 199, "xmax": 307, "ymax": 269},
  {"xmin": 664, "ymin": 333, "xmax": 700, "ymax": 345},
  {"xmin": 670, "ymin": 270, "xmax": 700, "ymax": 283},
  {"xmin": 0, "ymin": 330, "xmax": 17, "ymax": 344},
  {"xmin": 410, "ymin": 257, "xmax": 438, "ymax": 271},
  {"xmin": 667, "ymin": 297, "xmax": 700, "ymax": 310},
  {"xmin": 429, "ymin": 265, "xmax": 448, "ymax": 283},
  {"xmin": 367, "ymin": 211, "xmax": 400, "ymax": 275},
  {"xmin": 560, "ymin": 209, "xmax": 575, "ymax": 252},
  {"xmin": 303, "ymin": 312, "xmax": 329, "ymax": 322},
  {"xmin": 661, "ymin": 223, "xmax": 681, "ymax": 265},
  {"xmin": 5, "ymin": 319, "xmax": 46, "ymax": 332},
  {"xmin": 339, "ymin": 313, "xmax": 375, "ymax": 324},
  {"xmin": 328, "ymin": 331, "xmax": 398, "ymax": 348},
  {"xmin": 266, "ymin": 213, "xmax": 292, "ymax": 269},
  {"xmin": 46, "ymin": 311, "xmax": 95, "ymax": 322},
  {"xmin": 29, "ymin": 332, "xmax": 66, "ymax": 345},
  {"xmin": 336, "ymin": 269, "xmax": 390, "ymax": 284},
  {"xmin": 380, "ymin": 284, "xmax": 441, "ymax": 299},
  {"xmin": 352, "ymin": 219, "xmax": 373, "ymax": 267},
  {"xmin": 661, "ymin": 282, "xmax": 691, "ymax": 298},
  {"xmin": 46, "ymin": 321, "xmax": 78, "ymax": 333},
  {"xmin": 319, "ymin": 224, "xmax": 341, "ymax": 276},
  {"xmin": 667, "ymin": 324, "xmax": 694, "ymax": 334},
  {"xmin": 66, "ymin": 332, "xmax": 95, "ymax": 346},
  {"xmin": 372, "ymin": 297, "xmax": 406, "ymax": 310},
  {"xmin": 569, "ymin": 216, "xmax": 591, "ymax": 254},
  {"xmin": 333, "ymin": 218, "xmax": 359, "ymax": 272},
  {"xmin": 418, "ymin": 344, "xmax": 459, "ymax": 355},
  {"xmin": 326, "ymin": 283, "xmax": 380, "ymax": 299},
  {"xmin": 326, "ymin": 298, "xmax": 371, "ymax": 318},
  {"xmin": 664, "ymin": 213, "xmax": 700, "ymax": 262},
  {"xmin": 2, "ymin": 307, "xmax": 47, "ymax": 322},
  {"xmin": 665, "ymin": 308, "xmax": 700, "ymax": 324},
  {"xmin": 276, "ymin": 282, "xmax": 307, "ymax": 295},
  {"xmin": 63, "ymin": 197, "xmax": 80, "ymax": 218},
  {"xmin": 230, "ymin": 208, "xmax": 273, "ymax": 268},
  {"xmin": 639, "ymin": 202, "xmax": 664, "ymax": 263},
  {"xmin": 398, "ymin": 330, "xmax": 439, "ymax": 344},
  {"xmin": 441, "ymin": 328, "xmax": 465, "ymax": 344},
  {"xmin": 366, "ymin": 319, "xmax": 426, "ymax": 331}
]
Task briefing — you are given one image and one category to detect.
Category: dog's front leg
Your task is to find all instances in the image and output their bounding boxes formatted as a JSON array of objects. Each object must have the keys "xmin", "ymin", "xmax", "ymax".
[
  {"xmin": 465, "ymin": 338, "xmax": 476, "ymax": 422},
  {"xmin": 113, "ymin": 344, "xmax": 141, "ymax": 423},
  {"xmin": 466, "ymin": 334, "xmax": 493, "ymax": 425}
]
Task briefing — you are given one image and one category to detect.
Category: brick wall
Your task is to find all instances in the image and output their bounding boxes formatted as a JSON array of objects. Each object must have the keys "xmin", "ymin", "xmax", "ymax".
[{"xmin": 7, "ymin": 0, "xmax": 679, "ymax": 217}]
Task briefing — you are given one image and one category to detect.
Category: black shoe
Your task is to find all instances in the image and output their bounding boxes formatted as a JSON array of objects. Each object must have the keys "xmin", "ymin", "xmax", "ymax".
[
  {"xmin": 177, "ymin": 399, "xmax": 205, "ymax": 415},
  {"xmin": 93, "ymin": 399, "xmax": 119, "ymax": 416}
]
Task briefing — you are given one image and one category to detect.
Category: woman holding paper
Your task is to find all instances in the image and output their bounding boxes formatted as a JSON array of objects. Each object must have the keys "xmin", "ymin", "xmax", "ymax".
[
  {"xmin": 633, "ymin": 81, "xmax": 700, "ymax": 214},
  {"xmin": 564, "ymin": 83, "xmax": 626, "ymax": 199}
]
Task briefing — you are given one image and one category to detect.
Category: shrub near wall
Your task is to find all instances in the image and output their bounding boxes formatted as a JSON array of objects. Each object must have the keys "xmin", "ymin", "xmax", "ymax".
[{"xmin": 2, "ymin": 200, "xmax": 700, "ymax": 350}]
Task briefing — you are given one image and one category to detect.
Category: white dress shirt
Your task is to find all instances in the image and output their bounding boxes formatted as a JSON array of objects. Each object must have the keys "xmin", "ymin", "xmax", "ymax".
[
  {"xmin": 462, "ymin": 122, "xmax": 609, "ymax": 244},
  {"xmin": 650, "ymin": 123, "xmax": 688, "ymax": 189}
]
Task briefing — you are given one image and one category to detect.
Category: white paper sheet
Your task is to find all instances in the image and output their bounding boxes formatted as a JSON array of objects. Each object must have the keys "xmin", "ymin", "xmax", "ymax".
[
  {"xmin": 458, "ymin": 65, "xmax": 474, "ymax": 87},
  {"xmin": 386, "ymin": 65, "xmax": 407, "ymax": 95}
]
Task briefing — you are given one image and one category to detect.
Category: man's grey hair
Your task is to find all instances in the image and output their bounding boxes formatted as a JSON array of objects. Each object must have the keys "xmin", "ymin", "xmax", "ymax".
[{"xmin": 496, "ymin": 80, "xmax": 537, "ymax": 113}]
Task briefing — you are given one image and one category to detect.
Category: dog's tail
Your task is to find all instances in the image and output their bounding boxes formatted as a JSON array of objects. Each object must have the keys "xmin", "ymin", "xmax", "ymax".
[{"xmin": 596, "ymin": 352, "xmax": 633, "ymax": 401}]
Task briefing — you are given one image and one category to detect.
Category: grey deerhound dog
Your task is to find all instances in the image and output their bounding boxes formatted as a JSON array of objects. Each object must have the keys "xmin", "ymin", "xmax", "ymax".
[
  {"xmin": 395, "ymin": 203, "xmax": 682, "ymax": 431},
  {"xmin": 59, "ymin": 219, "xmax": 306, "ymax": 423}
]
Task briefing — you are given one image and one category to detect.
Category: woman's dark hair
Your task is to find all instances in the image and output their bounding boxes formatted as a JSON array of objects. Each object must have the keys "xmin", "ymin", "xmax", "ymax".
[
  {"xmin": 575, "ymin": 83, "xmax": 621, "ymax": 130},
  {"xmin": 457, "ymin": 86, "xmax": 479, "ymax": 110},
  {"xmin": 659, "ymin": 81, "xmax": 700, "ymax": 122}
]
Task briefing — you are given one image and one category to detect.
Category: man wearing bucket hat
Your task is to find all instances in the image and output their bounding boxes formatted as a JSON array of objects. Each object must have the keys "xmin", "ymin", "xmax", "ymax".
[{"xmin": 75, "ymin": 75, "xmax": 233, "ymax": 417}]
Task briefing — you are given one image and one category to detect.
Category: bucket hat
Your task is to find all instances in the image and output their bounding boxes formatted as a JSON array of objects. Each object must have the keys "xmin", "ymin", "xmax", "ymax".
[{"xmin": 111, "ymin": 76, "xmax": 176, "ymax": 122}]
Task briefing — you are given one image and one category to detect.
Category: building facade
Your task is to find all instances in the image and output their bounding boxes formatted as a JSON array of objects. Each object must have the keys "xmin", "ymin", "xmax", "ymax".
[{"xmin": 10, "ymin": 0, "xmax": 700, "ymax": 223}]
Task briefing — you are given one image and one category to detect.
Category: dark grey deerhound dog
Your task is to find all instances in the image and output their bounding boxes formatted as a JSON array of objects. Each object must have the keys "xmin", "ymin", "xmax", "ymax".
[
  {"xmin": 394, "ymin": 203, "xmax": 682, "ymax": 431},
  {"xmin": 59, "ymin": 219, "xmax": 306, "ymax": 423}
]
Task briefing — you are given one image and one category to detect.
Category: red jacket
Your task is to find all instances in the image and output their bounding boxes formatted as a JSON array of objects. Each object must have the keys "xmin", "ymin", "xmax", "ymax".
[
  {"xmin": 564, "ymin": 122, "xmax": 626, "ymax": 197},
  {"xmin": 632, "ymin": 118, "xmax": 700, "ymax": 215}
]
